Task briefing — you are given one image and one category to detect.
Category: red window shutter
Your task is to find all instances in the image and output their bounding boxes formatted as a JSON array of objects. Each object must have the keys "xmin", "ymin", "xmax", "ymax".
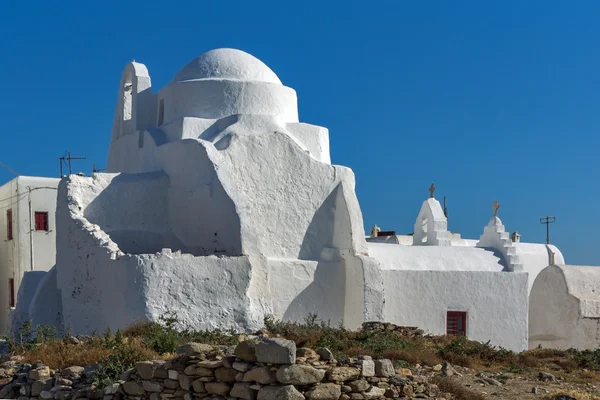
[
  {"xmin": 8, "ymin": 278, "xmax": 15, "ymax": 308},
  {"xmin": 6, "ymin": 209, "xmax": 12, "ymax": 240},
  {"xmin": 35, "ymin": 212, "xmax": 48, "ymax": 231},
  {"xmin": 447, "ymin": 311, "xmax": 467, "ymax": 336}
]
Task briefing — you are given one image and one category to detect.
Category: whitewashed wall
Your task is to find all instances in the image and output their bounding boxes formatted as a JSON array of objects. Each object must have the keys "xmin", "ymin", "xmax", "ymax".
[
  {"xmin": 382, "ymin": 270, "xmax": 529, "ymax": 351},
  {"xmin": 0, "ymin": 177, "xmax": 59, "ymax": 334}
]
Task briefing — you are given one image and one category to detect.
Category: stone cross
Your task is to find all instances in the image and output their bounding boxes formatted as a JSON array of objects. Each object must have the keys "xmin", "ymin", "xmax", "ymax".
[
  {"xmin": 492, "ymin": 200, "xmax": 500, "ymax": 217},
  {"xmin": 429, "ymin": 183, "xmax": 436, "ymax": 198}
]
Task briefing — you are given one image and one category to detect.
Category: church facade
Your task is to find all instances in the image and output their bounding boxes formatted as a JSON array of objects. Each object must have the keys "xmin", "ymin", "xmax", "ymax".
[{"xmin": 10, "ymin": 48, "xmax": 591, "ymax": 352}]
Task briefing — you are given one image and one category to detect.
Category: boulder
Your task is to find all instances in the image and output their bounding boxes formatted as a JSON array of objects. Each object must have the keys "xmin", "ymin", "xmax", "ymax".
[
  {"xmin": 327, "ymin": 367, "xmax": 360, "ymax": 382},
  {"xmin": 276, "ymin": 365, "xmax": 326, "ymax": 385},
  {"xmin": 123, "ymin": 381, "xmax": 145, "ymax": 396},
  {"xmin": 135, "ymin": 361, "xmax": 156, "ymax": 380},
  {"xmin": 243, "ymin": 366, "xmax": 278, "ymax": 384},
  {"xmin": 176, "ymin": 343, "xmax": 213, "ymax": 356},
  {"xmin": 258, "ymin": 385, "xmax": 305, "ymax": 400},
  {"xmin": 374, "ymin": 359, "xmax": 394, "ymax": 377},
  {"xmin": 255, "ymin": 338, "xmax": 296, "ymax": 364},
  {"xmin": 231, "ymin": 382, "xmax": 258, "ymax": 400},
  {"xmin": 235, "ymin": 340, "xmax": 260, "ymax": 362},
  {"xmin": 348, "ymin": 379, "xmax": 369, "ymax": 392},
  {"xmin": 215, "ymin": 367, "xmax": 238, "ymax": 382},
  {"xmin": 305, "ymin": 383, "xmax": 341, "ymax": 400},
  {"xmin": 205, "ymin": 381, "xmax": 231, "ymax": 396},
  {"xmin": 316, "ymin": 348, "xmax": 334, "ymax": 361}
]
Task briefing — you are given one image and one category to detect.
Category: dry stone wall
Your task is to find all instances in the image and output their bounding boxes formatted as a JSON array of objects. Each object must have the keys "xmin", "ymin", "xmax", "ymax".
[{"xmin": 0, "ymin": 338, "xmax": 443, "ymax": 400}]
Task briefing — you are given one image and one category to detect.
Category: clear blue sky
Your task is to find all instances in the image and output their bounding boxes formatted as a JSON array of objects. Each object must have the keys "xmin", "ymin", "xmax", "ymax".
[{"xmin": 1, "ymin": 1, "xmax": 598, "ymax": 264}]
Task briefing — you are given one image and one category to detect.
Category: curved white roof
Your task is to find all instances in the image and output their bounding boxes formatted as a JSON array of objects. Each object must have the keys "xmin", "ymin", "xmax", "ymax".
[
  {"xmin": 368, "ymin": 242, "xmax": 506, "ymax": 272},
  {"xmin": 173, "ymin": 48, "xmax": 282, "ymax": 84}
]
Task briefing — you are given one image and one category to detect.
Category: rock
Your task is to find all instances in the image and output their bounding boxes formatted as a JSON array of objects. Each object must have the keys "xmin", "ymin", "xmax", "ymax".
[
  {"xmin": 441, "ymin": 362, "xmax": 457, "ymax": 377},
  {"xmin": 243, "ymin": 366, "xmax": 278, "ymax": 384},
  {"xmin": 348, "ymin": 379, "xmax": 369, "ymax": 392},
  {"xmin": 398, "ymin": 368, "xmax": 412, "ymax": 376},
  {"xmin": 29, "ymin": 366, "xmax": 50, "ymax": 380},
  {"xmin": 0, "ymin": 383, "xmax": 14, "ymax": 398},
  {"xmin": 358, "ymin": 360, "xmax": 375, "ymax": 377},
  {"xmin": 374, "ymin": 360, "xmax": 394, "ymax": 377},
  {"xmin": 233, "ymin": 361, "xmax": 252, "ymax": 372},
  {"xmin": 231, "ymin": 382, "xmax": 257, "ymax": 400},
  {"xmin": 103, "ymin": 383, "xmax": 120, "ymax": 395},
  {"xmin": 257, "ymin": 385, "xmax": 305, "ymax": 400},
  {"xmin": 55, "ymin": 377, "xmax": 72, "ymax": 386},
  {"xmin": 432, "ymin": 364, "xmax": 442, "ymax": 372},
  {"xmin": 363, "ymin": 386, "xmax": 386, "ymax": 399},
  {"xmin": 176, "ymin": 343, "xmax": 213, "ymax": 356},
  {"xmin": 123, "ymin": 381, "xmax": 145, "ymax": 396},
  {"xmin": 538, "ymin": 371, "xmax": 556, "ymax": 382},
  {"xmin": 135, "ymin": 361, "xmax": 156, "ymax": 380},
  {"xmin": 276, "ymin": 365, "xmax": 326, "ymax": 385},
  {"xmin": 142, "ymin": 381, "xmax": 164, "ymax": 392},
  {"xmin": 316, "ymin": 348, "xmax": 334, "ymax": 361},
  {"xmin": 483, "ymin": 378, "xmax": 502, "ymax": 386},
  {"xmin": 235, "ymin": 340, "xmax": 260, "ymax": 362},
  {"xmin": 178, "ymin": 373, "xmax": 191, "ymax": 390},
  {"xmin": 191, "ymin": 379, "xmax": 205, "ymax": 393},
  {"xmin": 555, "ymin": 395, "xmax": 577, "ymax": 400},
  {"xmin": 163, "ymin": 379, "xmax": 179, "ymax": 389},
  {"xmin": 532, "ymin": 387, "xmax": 538, "ymax": 394},
  {"xmin": 305, "ymin": 383, "xmax": 341, "ymax": 400},
  {"xmin": 31, "ymin": 379, "xmax": 53, "ymax": 396},
  {"xmin": 327, "ymin": 367, "xmax": 361, "ymax": 382},
  {"xmin": 168, "ymin": 369, "xmax": 178, "ymax": 380},
  {"xmin": 255, "ymin": 338, "xmax": 296, "ymax": 364},
  {"xmin": 183, "ymin": 365, "xmax": 214, "ymax": 377},
  {"xmin": 196, "ymin": 360, "xmax": 223, "ymax": 368},
  {"xmin": 297, "ymin": 348, "xmax": 317, "ymax": 358},
  {"xmin": 215, "ymin": 367, "xmax": 238, "ymax": 382},
  {"xmin": 40, "ymin": 391, "xmax": 54, "ymax": 400},
  {"xmin": 61, "ymin": 366, "xmax": 85, "ymax": 379},
  {"xmin": 205, "ymin": 381, "xmax": 231, "ymax": 396}
]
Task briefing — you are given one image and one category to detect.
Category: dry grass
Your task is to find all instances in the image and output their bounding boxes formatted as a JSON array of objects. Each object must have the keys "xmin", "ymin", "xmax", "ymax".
[
  {"xmin": 381, "ymin": 348, "xmax": 443, "ymax": 367},
  {"xmin": 545, "ymin": 389, "xmax": 600, "ymax": 400},
  {"xmin": 431, "ymin": 376, "xmax": 486, "ymax": 400},
  {"xmin": 18, "ymin": 338, "xmax": 168, "ymax": 370}
]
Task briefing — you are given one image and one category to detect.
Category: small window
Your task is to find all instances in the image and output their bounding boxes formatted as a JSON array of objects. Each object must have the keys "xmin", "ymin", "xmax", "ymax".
[
  {"xmin": 7, "ymin": 209, "xmax": 12, "ymax": 240},
  {"xmin": 447, "ymin": 311, "xmax": 467, "ymax": 336},
  {"xmin": 8, "ymin": 278, "xmax": 15, "ymax": 308},
  {"xmin": 35, "ymin": 212, "xmax": 49, "ymax": 231},
  {"xmin": 158, "ymin": 99, "xmax": 165, "ymax": 126}
]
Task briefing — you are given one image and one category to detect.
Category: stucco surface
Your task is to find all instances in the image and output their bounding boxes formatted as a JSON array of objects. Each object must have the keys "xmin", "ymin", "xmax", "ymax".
[
  {"xmin": 383, "ymin": 270, "xmax": 529, "ymax": 351},
  {"xmin": 368, "ymin": 243, "xmax": 506, "ymax": 272},
  {"xmin": 516, "ymin": 243, "xmax": 564, "ymax": 293},
  {"xmin": 173, "ymin": 49, "xmax": 282, "ymax": 84},
  {"xmin": 529, "ymin": 264, "xmax": 600, "ymax": 349}
]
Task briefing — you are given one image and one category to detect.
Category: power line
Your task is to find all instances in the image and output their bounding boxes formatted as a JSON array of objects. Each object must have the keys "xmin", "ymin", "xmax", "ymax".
[{"xmin": 0, "ymin": 162, "xmax": 20, "ymax": 177}]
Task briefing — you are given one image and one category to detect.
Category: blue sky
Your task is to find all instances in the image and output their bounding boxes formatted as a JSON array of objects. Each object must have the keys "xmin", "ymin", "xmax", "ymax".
[{"xmin": 1, "ymin": 1, "xmax": 598, "ymax": 264}]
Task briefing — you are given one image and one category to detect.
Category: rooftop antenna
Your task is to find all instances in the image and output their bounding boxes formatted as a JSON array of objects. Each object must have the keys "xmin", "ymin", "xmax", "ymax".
[
  {"xmin": 540, "ymin": 216, "xmax": 556, "ymax": 244},
  {"xmin": 59, "ymin": 152, "xmax": 86, "ymax": 177}
]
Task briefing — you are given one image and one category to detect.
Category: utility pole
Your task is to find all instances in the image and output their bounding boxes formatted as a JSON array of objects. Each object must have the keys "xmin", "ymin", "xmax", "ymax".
[
  {"xmin": 540, "ymin": 216, "xmax": 556, "ymax": 244},
  {"xmin": 59, "ymin": 152, "xmax": 86, "ymax": 177}
]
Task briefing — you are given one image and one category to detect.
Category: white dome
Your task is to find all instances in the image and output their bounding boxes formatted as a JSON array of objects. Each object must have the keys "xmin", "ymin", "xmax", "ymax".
[{"xmin": 173, "ymin": 48, "xmax": 282, "ymax": 85}]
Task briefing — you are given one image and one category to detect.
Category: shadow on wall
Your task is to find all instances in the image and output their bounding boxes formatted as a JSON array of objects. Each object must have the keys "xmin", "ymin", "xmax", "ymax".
[
  {"xmin": 282, "ymin": 260, "xmax": 346, "ymax": 325},
  {"xmin": 299, "ymin": 182, "xmax": 352, "ymax": 260},
  {"xmin": 84, "ymin": 172, "xmax": 189, "ymax": 255}
]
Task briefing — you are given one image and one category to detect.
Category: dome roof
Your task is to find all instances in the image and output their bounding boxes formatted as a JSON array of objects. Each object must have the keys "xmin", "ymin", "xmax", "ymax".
[{"xmin": 173, "ymin": 48, "xmax": 282, "ymax": 85}]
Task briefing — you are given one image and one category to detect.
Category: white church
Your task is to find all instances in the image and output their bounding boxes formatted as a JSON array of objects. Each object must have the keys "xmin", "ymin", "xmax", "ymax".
[{"xmin": 10, "ymin": 48, "xmax": 600, "ymax": 352}]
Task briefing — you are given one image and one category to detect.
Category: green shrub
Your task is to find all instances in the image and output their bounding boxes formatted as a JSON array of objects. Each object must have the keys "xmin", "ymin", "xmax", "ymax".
[{"xmin": 94, "ymin": 344, "xmax": 148, "ymax": 388}]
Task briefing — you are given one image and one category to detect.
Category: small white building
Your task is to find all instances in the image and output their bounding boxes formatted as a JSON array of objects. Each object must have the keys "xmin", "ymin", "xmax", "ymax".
[
  {"xmin": 0, "ymin": 176, "xmax": 59, "ymax": 333},
  {"xmin": 529, "ymin": 263, "xmax": 600, "ymax": 349}
]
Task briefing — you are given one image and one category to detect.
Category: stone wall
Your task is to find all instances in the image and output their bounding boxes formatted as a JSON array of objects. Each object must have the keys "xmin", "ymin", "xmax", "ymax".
[{"xmin": 0, "ymin": 338, "xmax": 442, "ymax": 400}]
